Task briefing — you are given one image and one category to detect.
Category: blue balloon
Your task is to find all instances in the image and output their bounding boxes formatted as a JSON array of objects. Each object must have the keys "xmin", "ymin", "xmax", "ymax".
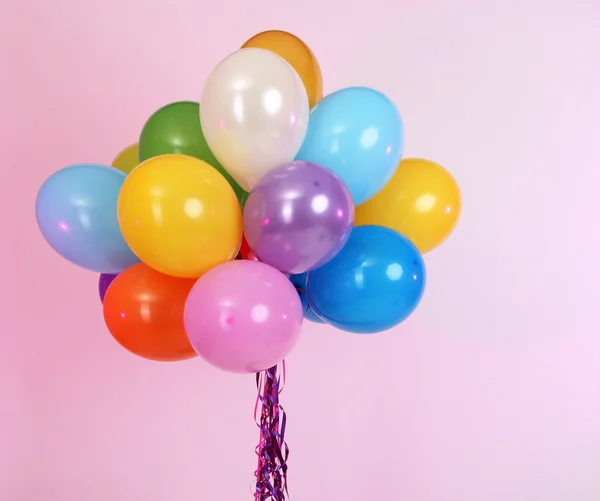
[
  {"xmin": 306, "ymin": 225, "xmax": 425, "ymax": 334},
  {"xmin": 303, "ymin": 296, "xmax": 325, "ymax": 323},
  {"xmin": 289, "ymin": 273, "xmax": 326, "ymax": 324},
  {"xmin": 289, "ymin": 272, "xmax": 308, "ymax": 289},
  {"xmin": 296, "ymin": 87, "xmax": 404, "ymax": 205},
  {"xmin": 35, "ymin": 164, "xmax": 139, "ymax": 274}
]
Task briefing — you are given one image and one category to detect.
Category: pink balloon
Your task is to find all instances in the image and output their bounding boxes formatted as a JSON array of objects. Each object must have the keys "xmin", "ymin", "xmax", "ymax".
[{"xmin": 184, "ymin": 260, "xmax": 303, "ymax": 374}]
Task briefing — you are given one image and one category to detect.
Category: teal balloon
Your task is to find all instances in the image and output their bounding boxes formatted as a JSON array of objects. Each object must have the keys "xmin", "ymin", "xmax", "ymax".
[
  {"xmin": 296, "ymin": 87, "xmax": 403, "ymax": 205},
  {"xmin": 35, "ymin": 164, "xmax": 139, "ymax": 273},
  {"xmin": 306, "ymin": 225, "xmax": 425, "ymax": 333}
]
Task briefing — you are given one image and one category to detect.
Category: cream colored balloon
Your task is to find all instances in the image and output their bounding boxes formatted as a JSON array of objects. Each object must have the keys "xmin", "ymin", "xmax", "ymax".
[{"xmin": 200, "ymin": 48, "xmax": 310, "ymax": 191}]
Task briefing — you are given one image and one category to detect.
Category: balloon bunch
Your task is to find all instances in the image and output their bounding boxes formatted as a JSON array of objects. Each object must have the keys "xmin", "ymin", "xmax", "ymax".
[{"xmin": 35, "ymin": 30, "xmax": 461, "ymax": 500}]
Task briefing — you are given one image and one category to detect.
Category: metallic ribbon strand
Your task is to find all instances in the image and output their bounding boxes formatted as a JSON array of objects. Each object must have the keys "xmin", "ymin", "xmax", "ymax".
[{"xmin": 254, "ymin": 362, "xmax": 289, "ymax": 501}]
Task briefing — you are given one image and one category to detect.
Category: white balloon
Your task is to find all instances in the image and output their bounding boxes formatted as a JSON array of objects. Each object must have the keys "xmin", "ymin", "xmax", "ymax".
[{"xmin": 200, "ymin": 48, "xmax": 310, "ymax": 191}]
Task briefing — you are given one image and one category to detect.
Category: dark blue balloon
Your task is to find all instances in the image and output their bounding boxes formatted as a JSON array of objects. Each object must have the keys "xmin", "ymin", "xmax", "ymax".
[
  {"xmin": 289, "ymin": 272, "xmax": 308, "ymax": 290},
  {"xmin": 306, "ymin": 225, "xmax": 426, "ymax": 334},
  {"xmin": 303, "ymin": 297, "xmax": 325, "ymax": 323},
  {"xmin": 289, "ymin": 273, "xmax": 326, "ymax": 324}
]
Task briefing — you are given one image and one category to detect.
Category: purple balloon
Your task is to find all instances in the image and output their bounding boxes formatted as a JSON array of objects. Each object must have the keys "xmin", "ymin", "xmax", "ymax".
[
  {"xmin": 98, "ymin": 273, "xmax": 118, "ymax": 303},
  {"xmin": 243, "ymin": 161, "xmax": 354, "ymax": 274}
]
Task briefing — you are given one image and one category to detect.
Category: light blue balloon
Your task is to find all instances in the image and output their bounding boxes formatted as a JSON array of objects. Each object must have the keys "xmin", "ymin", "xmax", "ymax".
[
  {"xmin": 35, "ymin": 164, "xmax": 139, "ymax": 274},
  {"xmin": 296, "ymin": 87, "xmax": 404, "ymax": 205},
  {"xmin": 306, "ymin": 225, "xmax": 425, "ymax": 334}
]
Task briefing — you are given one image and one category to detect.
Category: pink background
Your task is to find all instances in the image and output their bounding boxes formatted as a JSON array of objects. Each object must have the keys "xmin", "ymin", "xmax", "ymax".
[{"xmin": 3, "ymin": 0, "xmax": 600, "ymax": 499}]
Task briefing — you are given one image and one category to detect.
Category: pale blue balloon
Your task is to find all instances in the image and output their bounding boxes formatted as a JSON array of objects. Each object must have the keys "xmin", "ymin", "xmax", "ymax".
[
  {"xmin": 35, "ymin": 164, "xmax": 139, "ymax": 273},
  {"xmin": 296, "ymin": 87, "xmax": 404, "ymax": 205}
]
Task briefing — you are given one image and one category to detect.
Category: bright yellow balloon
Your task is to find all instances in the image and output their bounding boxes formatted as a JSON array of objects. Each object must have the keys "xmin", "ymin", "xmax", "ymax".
[
  {"xmin": 118, "ymin": 154, "xmax": 242, "ymax": 278},
  {"xmin": 242, "ymin": 30, "xmax": 323, "ymax": 108},
  {"xmin": 355, "ymin": 158, "xmax": 461, "ymax": 254},
  {"xmin": 111, "ymin": 143, "xmax": 139, "ymax": 174}
]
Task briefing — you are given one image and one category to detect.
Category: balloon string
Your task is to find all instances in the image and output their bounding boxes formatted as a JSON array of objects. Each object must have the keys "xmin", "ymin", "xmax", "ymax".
[{"xmin": 254, "ymin": 362, "xmax": 289, "ymax": 501}]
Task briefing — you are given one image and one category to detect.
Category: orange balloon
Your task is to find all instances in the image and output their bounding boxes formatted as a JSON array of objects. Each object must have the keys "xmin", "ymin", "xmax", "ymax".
[
  {"xmin": 103, "ymin": 263, "xmax": 197, "ymax": 362},
  {"xmin": 242, "ymin": 30, "xmax": 323, "ymax": 108}
]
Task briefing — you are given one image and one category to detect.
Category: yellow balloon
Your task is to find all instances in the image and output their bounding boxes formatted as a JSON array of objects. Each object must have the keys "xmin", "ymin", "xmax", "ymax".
[
  {"xmin": 242, "ymin": 30, "xmax": 323, "ymax": 108},
  {"xmin": 355, "ymin": 158, "xmax": 461, "ymax": 254},
  {"xmin": 111, "ymin": 143, "xmax": 139, "ymax": 174},
  {"xmin": 117, "ymin": 154, "xmax": 242, "ymax": 278}
]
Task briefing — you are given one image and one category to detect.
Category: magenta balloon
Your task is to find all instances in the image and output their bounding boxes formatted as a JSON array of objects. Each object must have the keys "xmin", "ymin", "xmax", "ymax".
[
  {"xmin": 183, "ymin": 260, "xmax": 303, "ymax": 374},
  {"xmin": 243, "ymin": 161, "xmax": 354, "ymax": 274}
]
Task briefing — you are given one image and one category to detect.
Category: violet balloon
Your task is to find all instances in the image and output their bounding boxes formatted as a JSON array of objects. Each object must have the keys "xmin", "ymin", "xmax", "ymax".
[
  {"xmin": 243, "ymin": 161, "xmax": 354, "ymax": 275},
  {"xmin": 98, "ymin": 273, "xmax": 117, "ymax": 303}
]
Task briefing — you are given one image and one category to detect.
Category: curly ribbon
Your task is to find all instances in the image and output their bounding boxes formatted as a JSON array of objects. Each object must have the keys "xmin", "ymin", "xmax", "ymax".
[{"xmin": 254, "ymin": 362, "xmax": 289, "ymax": 501}]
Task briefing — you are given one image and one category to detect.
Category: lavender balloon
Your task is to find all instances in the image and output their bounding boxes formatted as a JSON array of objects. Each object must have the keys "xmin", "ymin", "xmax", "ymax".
[
  {"xmin": 98, "ymin": 273, "xmax": 117, "ymax": 303},
  {"xmin": 243, "ymin": 161, "xmax": 354, "ymax": 274}
]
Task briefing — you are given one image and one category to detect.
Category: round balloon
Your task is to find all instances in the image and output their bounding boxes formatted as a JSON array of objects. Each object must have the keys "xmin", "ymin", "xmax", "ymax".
[
  {"xmin": 184, "ymin": 260, "xmax": 303, "ymax": 373},
  {"xmin": 200, "ymin": 48, "xmax": 310, "ymax": 191},
  {"xmin": 296, "ymin": 87, "xmax": 404, "ymax": 205},
  {"xmin": 241, "ymin": 30, "xmax": 323, "ymax": 108},
  {"xmin": 306, "ymin": 225, "xmax": 426, "ymax": 334},
  {"xmin": 111, "ymin": 143, "xmax": 139, "ymax": 174},
  {"xmin": 299, "ymin": 290, "xmax": 325, "ymax": 323},
  {"xmin": 239, "ymin": 235, "xmax": 259, "ymax": 261},
  {"xmin": 289, "ymin": 273, "xmax": 325, "ymax": 324},
  {"xmin": 103, "ymin": 263, "xmax": 197, "ymax": 362},
  {"xmin": 98, "ymin": 273, "xmax": 117, "ymax": 303},
  {"xmin": 288, "ymin": 272, "xmax": 308, "ymax": 290},
  {"xmin": 355, "ymin": 158, "xmax": 461, "ymax": 253},
  {"xmin": 138, "ymin": 101, "xmax": 247, "ymax": 206},
  {"xmin": 35, "ymin": 164, "xmax": 139, "ymax": 273},
  {"xmin": 244, "ymin": 161, "xmax": 354, "ymax": 274},
  {"xmin": 117, "ymin": 154, "xmax": 242, "ymax": 278}
]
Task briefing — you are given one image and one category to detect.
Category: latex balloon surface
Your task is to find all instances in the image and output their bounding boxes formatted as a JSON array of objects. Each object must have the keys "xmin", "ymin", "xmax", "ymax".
[
  {"xmin": 117, "ymin": 154, "xmax": 242, "ymax": 278},
  {"xmin": 138, "ymin": 101, "xmax": 247, "ymax": 206},
  {"xmin": 111, "ymin": 143, "xmax": 139, "ymax": 174},
  {"xmin": 306, "ymin": 225, "xmax": 426, "ymax": 334},
  {"xmin": 355, "ymin": 158, "xmax": 461, "ymax": 253},
  {"xmin": 98, "ymin": 273, "xmax": 117, "ymax": 303},
  {"xmin": 289, "ymin": 273, "xmax": 325, "ymax": 324},
  {"xmin": 103, "ymin": 263, "xmax": 197, "ymax": 362},
  {"xmin": 241, "ymin": 30, "xmax": 323, "ymax": 108},
  {"xmin": 296, "ymin": 87, "xmax": 403, "ymax": 205},
  {"xmin": 243, "ymin": 161, "xmax": 354, "ymax": 274},
  {"xmin": 200, "ymin": 48, "xmax": 310, "ymax": 191},
  {"xmin": 184, "ymin": 260, "xmax": 303, "ymax": 373},
  {"xmin": 35, "ymin": 164, "xmax": 139, "ymax": 273}
]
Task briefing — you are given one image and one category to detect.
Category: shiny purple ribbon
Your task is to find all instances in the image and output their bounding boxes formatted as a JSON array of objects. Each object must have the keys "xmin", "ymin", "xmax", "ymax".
[{"xmin": 254, "ymin": 363, "xmax": 289, "ymax": 501}]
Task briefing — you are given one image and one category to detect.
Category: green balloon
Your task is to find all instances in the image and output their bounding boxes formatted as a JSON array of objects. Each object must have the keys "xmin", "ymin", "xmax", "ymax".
[{"xmin": 138, "ymin": 101, "xmax": 247, "ymax": 206}]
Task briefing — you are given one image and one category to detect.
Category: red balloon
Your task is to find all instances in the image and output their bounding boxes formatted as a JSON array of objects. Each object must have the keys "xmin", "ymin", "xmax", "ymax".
[
  {"xmin": 103, "ymin": 263, "xmax": 197, "ymax": 362},
  {"xmin": 239, "ymin": 235, "xmax": 259, "ymax": 261}
]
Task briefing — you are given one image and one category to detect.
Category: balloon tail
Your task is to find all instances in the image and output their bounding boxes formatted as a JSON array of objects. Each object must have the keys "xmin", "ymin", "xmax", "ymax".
[{"xmin": 254, "ymin": 362, "xmax": 289, "ymax": 501}]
